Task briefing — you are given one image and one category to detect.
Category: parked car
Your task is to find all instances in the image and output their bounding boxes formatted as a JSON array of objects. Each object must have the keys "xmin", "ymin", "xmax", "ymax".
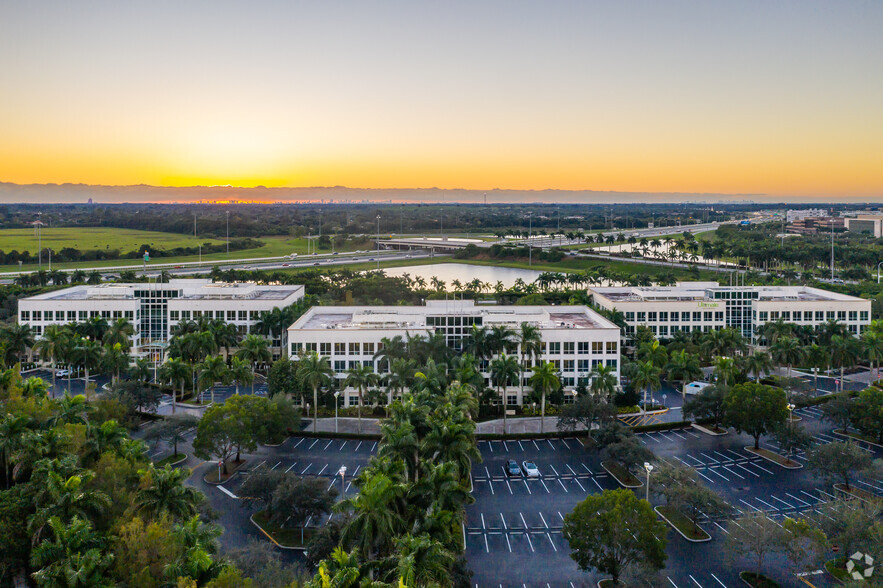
[
  {"xmin": 506, "ymin": 460, "xmax": 521, "ymax": 477},
  {"xmin": 56, "ymin": 369, "xmax": 72, "ymax": 377},
  {"xmin": 522, "ymin": 461, "xmax": 540, "ymax": 478}
]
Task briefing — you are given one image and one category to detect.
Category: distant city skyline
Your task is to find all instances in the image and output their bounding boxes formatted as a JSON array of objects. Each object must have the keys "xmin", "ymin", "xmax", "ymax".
[{"xmin": 1, "ymin": 1, "xmax": 881, "ymax": 200}]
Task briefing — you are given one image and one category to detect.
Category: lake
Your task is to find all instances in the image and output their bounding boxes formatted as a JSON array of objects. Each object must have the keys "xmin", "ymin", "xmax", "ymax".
[{"xmin": 384, "ymin": 263, "xmax": 543, "ymax": 288}]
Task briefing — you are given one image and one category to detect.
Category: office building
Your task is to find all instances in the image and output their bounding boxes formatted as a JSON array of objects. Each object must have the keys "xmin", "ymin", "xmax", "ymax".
[
  {"xmin": 287, "ymin": 300, "xmax": 620, "ymax": 406},
  {"xmin": 590, "ymin": 282, "xmax": 871, "ymax": 343}
]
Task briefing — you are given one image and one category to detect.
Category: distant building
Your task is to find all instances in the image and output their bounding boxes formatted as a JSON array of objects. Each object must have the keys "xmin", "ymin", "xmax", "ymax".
[
  {"xmin": 845, "ymin": 215, "xmax": 883, "ymax": 238},
  {"xmin": 287, "ymin": 299, "xmax": 620, "ymax": 406},
  {"xmin": 786, "ymin": 209, "xmax": 827, "ymax": 223},
  {"xmin": 18, "ymin": 279, "xmax": 304, "ymax": 359},
  {"xmin": 590, "ymin": 281, "xmax": 870, "ymax": 344},
  {"xmin": 786, "ymin": 216, "xmax": 845, "ymax": 235}
]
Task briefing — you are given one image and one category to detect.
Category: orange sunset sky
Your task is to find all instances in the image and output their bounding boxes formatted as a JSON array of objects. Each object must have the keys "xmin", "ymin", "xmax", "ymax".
[{"xmin": 0, "ymin": 1, "xmax": 881, "ymax": 200}]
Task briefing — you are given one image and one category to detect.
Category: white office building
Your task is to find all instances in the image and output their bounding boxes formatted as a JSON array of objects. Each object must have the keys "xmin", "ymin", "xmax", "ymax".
[
  {"xmin": 287, "ymin": 300, "xmax": 621, "ymax": 406},
  {"xmin": 18, "ymin": 279, "xmax": 304, "ymax": 357},
  {"xmin": 786, "ymin": 209, "xmax": 828, "ymax": 223},
  {"xmin": 590, "ymin": 282, "xmax": 871, "ymax": 343}
]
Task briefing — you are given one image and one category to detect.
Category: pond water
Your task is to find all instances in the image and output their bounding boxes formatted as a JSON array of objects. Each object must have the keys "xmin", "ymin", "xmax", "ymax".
[{"xmin": 384, "ymin": 263, "xmax": 543, "ymax": 288}]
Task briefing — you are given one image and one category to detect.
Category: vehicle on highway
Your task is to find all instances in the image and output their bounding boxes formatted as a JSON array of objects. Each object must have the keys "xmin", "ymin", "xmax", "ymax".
[
  {"xmin": 506, "ymin": 460, "xmax": 521, "ymax": 477},
  {"xmin": 369, "ymin": 258, "xmax": 375, "ymax": 261},
  {"xmin": 174, "ymin": 265, "xmax": 183, "ymax": 269},
  {"xmin": 332, "ymin": 252, "xmax": 339, "ymax": 255},
  {"xmin": 522, "ymin": 461, "xmax": 540, "ymax": 478},
  {"xmin": 312, "ymin": 262, "xmax": 320, "ymax": 266},
  {"xmin": 282, "ymin": 263, "xmax": 290, "ymax": 267}
]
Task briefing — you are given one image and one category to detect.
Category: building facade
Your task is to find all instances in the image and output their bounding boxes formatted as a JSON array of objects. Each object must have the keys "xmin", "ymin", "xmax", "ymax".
[
  {"xmin": 785, "ymin": 209, "xmax": 828, "ymax": 223},
  {"xmin": 18, "ymin": 279, "xmax": 304, "ymax": 357},
  {"xmin": 590, "ymin": 282, "xmax": 871, "ymax": 344},
  {"xmin": 845, "ymin": 215, "xmax": 883, "ymax": 238},
  {"xmin": 286, "ymin": 300, "xmax": 621, "ymax": 406}
]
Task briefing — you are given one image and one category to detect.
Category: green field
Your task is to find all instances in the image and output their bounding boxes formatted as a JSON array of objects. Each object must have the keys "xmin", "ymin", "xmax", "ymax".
[{"xmin": 0, "ymin": 227, "xmax": 368, "ymax": 273}]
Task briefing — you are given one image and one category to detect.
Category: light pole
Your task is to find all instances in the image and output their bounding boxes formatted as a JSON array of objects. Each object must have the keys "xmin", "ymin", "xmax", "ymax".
[
  {"xmin": 644, "ymin": 462, "xmax": 654, "ymax": 502},
  {"xmin": 787, "ymin": 402, "xmax": 795, "ymax": 424},
  {"xmin": 528, "ymin": 212, "xmax": 533, "ymax": 267},
  {"xmin": 376, "ymin": 214, "xmax": 381, "ymax": 270},
  {"xmin": 334, "ymin": 391, "xmax": 340, "ymax": 433},
  {"xmin": 226, "ymin": 210, "xmax": 230, "ymax": 254},
  {"xmin": 339, "ymin": 466, "xmax": 347, "ymax": 494},
  {"xmin": 877, "ymin": 261, "xmax": 883, "ymax": 284}
]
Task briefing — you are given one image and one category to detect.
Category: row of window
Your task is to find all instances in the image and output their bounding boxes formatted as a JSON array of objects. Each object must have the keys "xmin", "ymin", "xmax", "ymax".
[
  {"xmin": 625, "ymin": 311, "xmax": 724, "ymax": 323},
  {"xmin": 758, "ymin": 310, "xmax": 867, "ymax": 322},
  {"xmin": 294, "ymin": 340, "xmax": 618, "ymax": 356},
  {"xmin": 623, "ymin": 309, "xmax": 869, "ymax": 324},
  {"xmin": 169, "ymin": 310, "xmax": 263, "ymax": 321},
  {"xmin": 21, "ymin": 309, "xmax": 135, "ymax": 322},
  {"xmin": 625, "ymin": 323, "xmax": 863, "ymax": 338}
]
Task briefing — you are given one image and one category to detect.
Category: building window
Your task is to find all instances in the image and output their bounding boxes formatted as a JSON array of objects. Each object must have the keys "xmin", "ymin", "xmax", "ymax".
[
  {"xmin": 21, "ymin": 311, "xmax": 30, "ymax": 321},
  {"xmin": 349, "ymin": 342, "xmax": 360, "ymax": 355},
  {"xmin": 636, "ymin": 312, "xmax": 646, "ymax": 322},
  {"xmin": 861, "ymin": 311, "xmax": 869, "ymax": 321},
  {"xmin": 703, "ymin": 312, "xmax": 712, "ymax": 322},
  {"xmin": 334, "ymin": 342, "xmax": 345, "ymax": 355},
  {"xmin": 305, "ymin": 342, "xmax": 317, "ymax": 353},
  {"xmin": 226, "ymin": 310, "xmax": 235, "ymax": 321},
  {"xmin": 507, "ymin": 394, "xmax": 517, "ymax": 406},
  {"xmin": 625, "ymin": 312, "xmax": 635, "ymax": 321},
  {"xmin": 659, "ymin": 326, "xmax": 668, "ymax": 337},
  {"xmin": 55, "ymin": 311, "xmax": 64, "ymax": 321},
  {"xmin": 549, "ymin": 342, "xmax": 561, "ymax": 354},
  {"xmin": 592, "ymin": 341, "xmax": 603, "ymax": 353},
  {"xmin": 112, "ymin": 311, "xmax": 121, "ymax": 319},
  {"xmin": 563, "ymin": 359, "xmax": 574, "ymax": 372},
  {"xmin": 68, "ymin": 311, "xmax": 77, "ymax": 321},
  {"xmin": 782, "ymin": 311, "xmax": 791, "ymax": 320},
  {"xmin": 551, "ymin": 360, "xmax": 561, "ymax": 370},
  {"xmin": 578, "ymin": 359, "xmax": 590, "ymax": 373},
  {"xmin": 363, "ymin": 343, "xmax": 374, "ymax": 355},
  {"xmin": 693, "ymin": 311, "xmax": 701, "ymax": 321},
  {"xmin": 249, "ymin": 311, "xmax": 260, "ymax": 321},
  {"xmin": 334, "ymin": 360, "xmax": 346, "ymax": 371},
  {"xmin": 659, "ymin": 311, "xmax": 668, "ymax": 322},
  {"xmin": 849, "ymin": 311, "xmax": 857, "ymax": 321},
  {"xmin": 563, "ymin": 342, "xmax": 574, "ymax": 354},
  {"xmin": 606, "ymin": 359, "xmax": 618, "ymax": 369},
  {"xmin": 170, "ymin": 311, "xmax": 179, "ymax": 321},
  {"xmin": 648, "ymin": 311, "xmax": 657, "ymax": 322},
  {"xmin": 837, "ymin": 311, "xmax": 845, "ymax": 321},
  {"xmin": 827, "ymin": 311, "xmax": 835, "ymax": 320},
  {"xmin": 320, "ymin": 343, "xmax": 331, "ymax": 356},
  {"xmin": 606, "ymin": 342, "xmax": 617, "ymax": 354},
  {"xmin": 715, "ymin": 311, "xmax": 724, "ymax": 321},
  {"xmin": 578, "ymin": 342, "xmax": 590, "ymax": 354},
  {"xmin": 681, "ymin": 312, "xmax": 691, "ymax": 321},
  {"xmin": 816, "ymin": 311, "xmax": 824, "ymax": 321},
  {"xmin": 33, "ymin": 311, "xmax": 42, "ymax": 321}
]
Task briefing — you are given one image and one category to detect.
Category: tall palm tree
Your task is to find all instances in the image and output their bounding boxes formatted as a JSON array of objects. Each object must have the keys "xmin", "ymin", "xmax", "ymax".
[
  {"xmin": 35, "ymin": 324, "xmax": 69, "ymax": 393},
  {"xmin": 159, "ymin": 357, "xmax": 189, "ymax": 412},
  {"xmin": 829, "ymin": 335, "xmax": 859, "ymax": 392},
  {"xmin": 336, "ymin": 472, "xmax": 407, "ymax": 560},
  {"xmin": 102, "ymin": 317, "xmax": 135, "ymax": 350},
  {"xmin": 72, "ymin": 339, "xmax": 103, "ymax": 392},
  {"xmin": 386, "ymin": 357, "xmax": 416, "ymax": 406},
  {"xmin": 490, "ymin": 354, "xmax": 520, "ymax": 434},
  {"xmin": 392, "ymin": 533, "xmax": 455, "ymax": 587},
  {"xmin": 197, "ymin": 355, "xmax": 229, "ymax": 405},
  {"xmin": 345, "ymin": 364, "xmax": 379, "ymax": 433},
  {"xmin": 0, "ymin": 413, "xmax": 29, "ymax": 488},
  {"xmin": 465, "ymin": 325, "xmax": 493, "ymax": 361},
  {"xmin": 489, "ymin": 325, "xmax": 516, "ymax": 356},
  {"xmin": 134, "ymin": 465, "xmax": 203, "ymax": 520},
  {"xmin": 712, "ymin": 356, "xmax": 737, "ymax": 387},
  {"xmin": 50, "ymin": 393, "xmax": 93, "ymax": 427},
  {"xmin": 101, "ymin": 343, "xmax": 129, "ymax": 386},
  {"xmin": 236, "ymin": 334, "xmax": 271, "ymax": 395},
  {"xmin": 297, "ymin": 352, "xmax": 333, "ymax": 433},
  {"xmin": 529, "ymin": 361, "xmax": 560, "ymax": 434},
  {"xmin": 744, "ymin": 350, "xmax": 773, "ymax": 382},
  {"xmin": 1, "ymin": 323, "xmax": 34, "ymax": 367},
  {"xmin": 590, "ymin": 363, "xmax": 618, "ymax": 397},
  {"xmin": 632, "ymin": 360, "xmax": 661, "ymax": 410},
  {"xmin": 517, "ymin": 322, "xmax": 543, "ymax": 404},
  {"xmin": 770, "ymin": 336, "xmax": 804, "ymax": 383},
  {"xmin": 862, "ymin": 330, "xmax": 883, "ymax": 381},
  {"xmin": 804, "ymin": 343, "xmax": 828, "ymax": 390},
  {"xmin": 665, "ymin": 349, "xmax": 702, "ymax": 400},
  {"xmin": 227, "ymin": 356, "xmax": 253, "ymax": 396},
  {"xmin": 29, "ymin": 470, "xmax": 111, "ymax": 542}
]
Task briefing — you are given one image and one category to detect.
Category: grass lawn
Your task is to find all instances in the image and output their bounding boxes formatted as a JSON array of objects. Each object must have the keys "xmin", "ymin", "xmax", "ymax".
[
  {"xmin": 601, "ymin": 460, "xmax": 642, "ymax": 488},
  {"xmin": 252, "ymin": 510, "xmax": 316, "ymax": 548},
  {"xmin": 655, "ymin": 505, "xmax": 711, "ymax": 541},
  {"xmin": 154, "ymin": 453, "xmax": 187, "ymax": 467},
  {"xmin": 824, "ymin": 557, "xmax": 850, "ymax": 582},
  {"xmin": 0, "ymin": 228, "xmax": 369, "ymax": 272},
  {"xmin": 739, "ymin": 572, "xmax": 782, "ymax": 588}
]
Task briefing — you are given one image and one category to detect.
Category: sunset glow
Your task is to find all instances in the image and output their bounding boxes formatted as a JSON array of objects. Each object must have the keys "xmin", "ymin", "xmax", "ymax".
[{"xmin": 1, "ymin": 2, "xmax": 881, "ymax": 199}]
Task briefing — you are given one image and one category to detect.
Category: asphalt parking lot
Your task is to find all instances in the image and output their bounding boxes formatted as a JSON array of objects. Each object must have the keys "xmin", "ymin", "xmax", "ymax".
[{"xmin": 465, "ymin": 405, "xmax": 883, "ymax": 588}]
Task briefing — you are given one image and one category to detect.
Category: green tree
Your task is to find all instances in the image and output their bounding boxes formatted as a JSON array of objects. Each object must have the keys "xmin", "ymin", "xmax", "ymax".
[
  {"xmin": 34, "ymin": 324, "xmax": 69, "ymax": 392},
  {"xmin": 344, "ymin": 364, "xmax": 379, "ymax": 433},
  {"xmin": 30, "ymin": 516, "xmax": 114, "ymax": 587},
  {"xmin": 723, "ymin": 382, "xmax": 788, "ymax": 449},
  {"xmin": 632, "ymin": 360, "xmax": 661, "ymax": 409},
  {"xmin": 297, "ymin": 353, "xmax": 333, "ymax": 434},
  {"xmin": 236, "ymin": 334, "xmax": 271, "ymax": 395},
  {"xmin": 160, "ymin": 357, "xmax": 190, "ymax": 413},
  {"xmin": 744, "ymin": 350, "xmax": 773, "ymax": 382},
  {"xmin": 336, "ymin": 472, "xmax": 407, "ymax": 560},
  {"xmin": 770, "ymin": 336, "xmax": 804, "ymax": 383},
  {"xmin": 490, "ymin": 354, "xmax": 520, "ymax": 434},
  {"xmin": 529, "ymin": 361, "xmax": 560, "ymax": 434},
  {"xmin": 654, "ymin": 463, "xmax": 733, "ymax": 534},
  {"xmin": 562, "ymin": 489, "xmax": 667, "ymax": 586},
  {"xmin": 198, "ymin": 355, "xmax": 230, "ymax": 405},
  {"xmin": 228, "ymin": 356, "xmax": 253, "ymax": 396},
  {"xmin": 683, "ymin": 384, "xmax": 728, "ymax": 430},
  {"xmin": 135, "ymin": 465, "xmax": 204, "ymax": 521},
  {"xmin": 852, "ymin": 386, "xmax": 883, "ymax": 443},
  {"xmin": 266, "ymin": 357, "xmax": 299, "ymax": 399},
  {"xmin": 146, "ymin": 413, "xmax": 199, "ymax": 458},
  {"xmin": 390, "ymin": 533, "xmax": 455, "ymax": 588},
  {"xmin": 665, "ymin": 349, "xmax": 702, "ymax": 399},
  {"xmin": 807, "ymin": 440, "xmax": 875, "ymax": 491},
  {"xmin": 557, "ymin": 392, "xmax": 616, "ymax": 441}
]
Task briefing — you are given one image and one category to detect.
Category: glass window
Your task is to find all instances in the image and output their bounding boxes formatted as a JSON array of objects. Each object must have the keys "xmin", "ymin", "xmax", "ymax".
[
  {"xmin": 334, "ymin": 360, "xmax": 346, "ymax": 371},
  {"xmin": 637, "ymin": 312, "xmax": 646, "ymax": 322},
  {"xmin": 334, "ymin": 342, "xmax": 345, "ymax": 355},
  {"xmin": 693, "ymin": 311, "xmax": 701, "ymax": 321},
  {"xmin": 578, "ymin": 359, "xmax": 590, "ymax": 372},
  {"xmin": 320, "ymin": 342, "xmax": 331, "ymax": 356},
  {"xmin": 305, "ymin": 342, "xmax": 317, "ymax": 353},
  {"xmin": 682, "ymin": 312, "xmax": 691, "ymax": 321},
  {"xmin": 549, "ymin": 342, "xmax": 561, "ymax": 354},
  {"xmin": 837, "ymin": 311, "xmax": 846, "ymax": 321},
  {"xmin": 563, "ymin": 359, "xmax": 574, "ymax": 372},
  {"xmin": 659, "ymin": 326, "xmax": 668, "ymax": 337},
  {"xmin": 606, "ymin": 341, "xmax": 617, "ymax": 354},
  {"xmin": 648, "ymin": 311, "xmax": 657, "ymax": 321},
  {"xmin": 563, "ymin": 342, "xmax": 574, "ymax": 354},
  {"xmin": 364, "ymin": 342, "xmax": 375, "ymax": 355},
  {"xmin": 33, "ymin": 311, "xmax": 42, "ymax": 321},
  {"xmin": 715, "ymin": 311, "xmax": 724, "ymax": 321},
  {"xmin": 659, "ymin": 311, "xmax": 668, "ymax": 322},
  {"xmin": 816, "ymin": 311, "xmax": 824, "ymax": 321},
  {"xmin": 606, "ymin": 359, "xmax": 617, "ymax": 369},
  {"xmin": 625, "ymin": 312, "xmax": 635, "ymax": 321},
  {"xmin": 170, "ymin": 311, "xmax": 179, "ymax": 321},
  {"xmin": 349, "ymin": 342, "xmax": 360, "ymax": 355},
  {"xmin": 592, "ymin": 341, "xmax": 603, "ymax": 353},
  {"xmin": 782, "ymin": 311, "xmax": 791, "ymax": 320},
  {"xmin": 759, "ymin": 311, "xmax": 768, "ymax": 321},
  {"xmin": 827, "ymin": 311, "xmax": 835, "ymax": 320},
  {"xmin": 578, "ymin": 342, "xmax": 590, "ymax": 354},
  {"xmin": 861, "ymin": 311, "xmax": 869, "ymax": 321},
  {"xmin": 227, "ymin": 310, "xmax": 236, "ymax": 321},
  {"xmin": 848, "ymin": 311, "xmax": 857, "ymax": 321},
  {"xmin": 68, "ymin": 311, "xmax": 77, "ymax": 321},
  {"xmin": 21, "ymin": 311, "xmax": 30, "ymax": 321},
  {"xmin": 55, "ymin": 311, "xmax": 64, "ymax": 321}
]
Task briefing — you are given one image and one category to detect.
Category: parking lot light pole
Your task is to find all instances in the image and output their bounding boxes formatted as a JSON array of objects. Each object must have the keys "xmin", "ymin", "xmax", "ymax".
[
  {"xmin": 787, "ymin": 402, "xmax": 795, "ymax": 424},
  {"xmin": 644, "ymin": 462, "xmax": 654, "ymax": 502},
  {"xmin": 334, "ymin": 391, "xmax": 340, "ymax": 433},
  {"xmin": 339, "ymin": 466, "xmax": 346, "ymax": 494}
]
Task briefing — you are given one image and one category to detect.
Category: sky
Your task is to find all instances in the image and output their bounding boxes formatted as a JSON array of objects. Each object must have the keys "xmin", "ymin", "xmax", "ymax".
[{"xmin": 0, "ymin": 1, "xmax": 881, "ymax": 200}]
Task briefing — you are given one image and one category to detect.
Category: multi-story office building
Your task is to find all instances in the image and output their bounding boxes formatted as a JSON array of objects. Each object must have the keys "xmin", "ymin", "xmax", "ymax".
[
  {"xmin": 785, "ymin": 209, "xmax": 827, "ymax": 223},
  {"xmin": 287, "ymin": 300, "xmax": 621, "ymax": 406},
  {"xmin": 18, "ymin": 279, "xmax": 304, "ymax": 357},
  {"xmin": 590, "ymin": 282, "xmax": 871, "ymax": 344},
  {"xmin": 845, "ymin": 215, "xmax": 883, "ymax": 238}
]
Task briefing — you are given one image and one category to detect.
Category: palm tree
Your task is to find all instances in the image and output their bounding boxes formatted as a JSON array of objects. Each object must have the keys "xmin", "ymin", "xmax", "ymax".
[
  {"xmin": 197, "ymin": 355, "xmax": 229, "ymax": 404},
  {"xmin": 379, "ymin": 421, "xmax": 419, "ymax": 483},
  {"xmin": 35, "ymin": 324, "xmax": 69, "ymax": 394},
  {"xmin": 101, "ymin": 343, "xmax": 129, "ymax": 386},
  {"xmin": 632, "ymin": 360, "xmax": 661, "ymax": 410},
  {"xmin": 128, "ymin": 357, "xmax": 152, "ymax": 383},
  {"xmin": 712, "ymin": 356, "xmax": 737, "ymax": 387},
  {"xmin": 50, "ymin": 393, "xmax": 93, "ymax": 427},
  {"xmin": 30, "ymin": 516, "xmax": 113, "ymax": 588},
  {"xmin": 392, "ymin": 533, "xmax": 455, "ymax": 587},
  {"xmin": 227, "ymin": 356, "xmax": 253, "ymax": 396},
  {"xmin": 590, "ymin": 363, "xmax": 618, "ymax": 397},
  {"xmin": 72, "ymin": 338, "xmax": 103, "ymax": 392},
  {"xmin": 465, "ymin": 325, "xmax": 493, "ymax": 361},
  {"xmin": 517, "ymin": 322, "xmax": 543, "ymax": 404},
  {"xmin": 805, "ymin": 343, "xmax": 828, "ymax": 390},
  {"xmin": 82, "ymin": 420, "xmax": 127, "ymax": 464},
  {"xmin": 490, "ymin": 354, "xmax": 520, "ymax": 434},
  {"xmin": 489, "ymin": 324, "xmax": 516, "ymax": 356},
  {"xmin": 770, "ymin": 336, "xmax": 804, "ymax": 383},
  {"xmin": 236, "ymin": 334, "xmax": 271, "ymax": 395},
  {"xmin": 337, "ymin": 472, "xmax": 407, "ymax": 560},
  {"xmin": 1, "ymin": 323, "xmax": 34, "ymax": 367},
  {"xmin": 665, "ymin": 349, "xmax": 702, "ymax": 400},
  {"xmin": 103, "ymin": 317, "xmax": 134, "ymax": 350},
  {"xmin": 29, "ymin": 470, "xmax": 111, "ymax": 542},
  {"xmin": 159, "ymin": 357, "xmax": 189, "ymax": 412},
  {"xmin": 862, "ymin": 330, "xmax": 883, "ymax": 381},
  {"xmin": 297, "ymin": 352, "xmax": 333, "ymax": 433},
  {"xmin": 0, "ymin": 413, "xmax": 29, "ymax": 488},
  {"xmin": 529, "ymin": 361, "xmax": 560, "ymax": 434},
  {"xmin": 345, "ymin": 364, "xmax": 379, "ymax": 433},
  {"xmin": 829, "ymin": 335, "xmax": 859, "ymax": 392},
  {"xmin": 135, "ymin": 465, "xmax": 203, "ymax": 520},
  {"xmin": 744, "ymin": 350, "xmax": 773, "ymax": 382},
  {"xmin": 385, "ymin": 357, "xmax": 416, "ymax": 406}
]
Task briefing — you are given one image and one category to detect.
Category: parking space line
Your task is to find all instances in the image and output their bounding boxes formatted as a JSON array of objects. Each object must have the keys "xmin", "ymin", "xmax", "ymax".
[
  {"xmin": 547, "ymin": 439, "xmax": 556, "ymax": 450},
  {"xmin": 689, "ymin": 574, "xmax": 704, "ymax": 587},
  {"xmin": 549, "ymin": 465, "xmax": 560, "ymax": 477},
  {"xmin": 500, "ymin": 513, "xmax": 507, "ymax": 529},
  {"xmin": 668, "ymin": 577, "xmax": 679, "ymax": 587},
  {"xmin": 591, "ymin": 477, "xmax": 603, "ymax": 491},
  {"xmin": 308, "ymin": 439, "xmax": 318, "ymax": 449},
  {"xmin": 533, "ymin": 440, "xmax": 540, "ymax": 450},
  {"xmin": 713, "ymin": 451, "xmax": 732, "ymax": 462},
  {"xmin": 505, "ymin": 479, "xmax": 513, "ymax": 494},
  {"xmin": 670, "ymin": 430, "xmax": 687, "ymax": 440},
  {"xmin": 488, "ymin": 442, "xmax": 494, "ymax": 453},
  {"xmin": 566, "ymin": 464, "xmax": 578, "ymax": 476},
  {"xmin": 540, "ymin": 479, "xmax": 551, "ymax": 493},
  {"xmin": 339, "ymin": 441, "xmax": 347, "ymax": 451},
  {"xmin": 484, "ymin": 534, "xmax": 489, "ymax": 553},
  {"xmin": 323, "ymin": 440, "xmax": 333, "ymax": 450},
  {"xmin": 581, "ymin": 463, "xmax": 593, "ymax": 475},
  {"xmin": 770, "ymin": 495, "xmax": 796, "ymax": 509},
  {"xmin": 284, "ymin": 462, "xmax": 298, "ymax": 473},
  {"xmin": 539, "ymin": 512, "xmax": 548, "ymax": 528},
  {"xmin": 480, "ymin": 513, "xmax": 486, "ymax": 529},
  {"xmin": 547, "ymin": 533, "xmax": 557, "ymax": 551},
  {"xmin": 685, "ymin": 454, "xmax": 706, "ymax": 467},
  {"xmin": 745, "ymin": 461, "xmax": 774, "ymax": 475},
  {"xmin": 353, "ymin": 464, "xmax": 361, "ymax": 476},
  {"xmin": 710, "ymin": 572, "xmax": 727, "ymax": 587},
  {"xmin": 293, "ymin": 438, "xmax": 304, "ymax": 448},
  {"xmin": 370, "ymin": 442, "xmax": 377, "ymax": 452},
  {"xmin": 503, "ymin": 441, "xmax": 509, "ymax": 452},
  {"xmin": 557, "ymin": 478, "xmax": 568, "ymax": 492},
  {"xmin": 355, "ymin": 441, "xmax": 362, "ymax": 451},
  {"xmin": 505, "ymin": 533, "xmax": 512, "ymax": 552},
  {"xmin": 732, "ymin": 462, "xmax": 760, "ymax": 477},
  {"xmin": 561, "ymin": 438, "xmax": 572, "ymax": 448},
  {"xmin": 721, "ymin": 465, "xmax": 744, "ymax": 479},
  {"xmin": 301, "ymin": 463, "xmax": 313, "ymax": 474},
  {"xmin": 316, "ymin": 464, "xmax": 328, "ymax": 476},
  {"xmin": 739, "ymin": 499, "xmax": 762, "ymax": 512},
  {"xmin": 574, "ymin": 477, "xmax": 586, "ymax": 492},
  {"xmin": 785, "ymin": 492, "xmax": 812, "ymax": 507},
  {"xmin": 271, "ymin": 461, "xmax": 281, "ymax": 470},
  {"xmin": 518, "ymin": 441, "xmax": 524, "ymax": 451},
  {"xmin": 523, "ymin": 479, "xmax": 532, "ymax": 494},
  {"xmin": 525, "ymin": 532, "xmax": 535, "ymax": 553},
  {"xmin": 706, "ymin": 468, "xmax": 729, "ymax": 482}
]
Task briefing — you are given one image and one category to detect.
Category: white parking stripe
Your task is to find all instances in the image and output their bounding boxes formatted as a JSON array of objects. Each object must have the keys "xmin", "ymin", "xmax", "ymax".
[
  {"xmin": 370, "ymin": 442, "xmax": 377, "ymax": 452},
  {"xmin": 591, "ymin": 477, "xmax": 603, "ymax": 491},
  {"xmin": 355, "ymin": 441, "xmax": 362, "ymax": 451},
  {"xmin": 689, "ymin": 574, "xmax": 703, "ymax": 587},
  {"xmin": 293, "ymin": 438, "xmax": 304, "ymax": 448},
  {"xmin": 561, "ymin": 438, "xmax": 572, "ymax": 449},
  {"xmin": 523, "ymin": 479, "xmax": 532, "ymax": 494},
  {"xmin": 668, "ymin": 577, "xmax": 679, "ymax": 587},
  {"xmin": 301, "ymin": 463, "xmax": 312, "ymax": 474},
  {"xmin": 323, "ymin": 440, "xmax": 333, "ymax": 450},
  {"xmin": 770, "ymin": 495, "xmax": 796, "ymax": 509},
  {"xmin": 721, "ymin": 465, "xmax": 744, "ymax": 479},
  {"xmin": 284, "ymin": 461, "xmax": 298, "ymax": 473},
  {"xmin": 557, "ymin": 478, "xmax": 568, "ymax": 492},
  {"xmin": 540, "ymin": 479, "xmax": 551, "ymax": 493},
  {"xmin": 710, "ymin": 573, "xmax": 727, "ymax": 587},
  {"xmin": 754, "ymin": 497, "xmax": 778, "ymax": 511},
  {"xmin": 339, "ymin": 441, "xmax": 347, "ymax": 451},
  {"xmin": 574, "ymin": 477, "xmax": 586, "ymax": 492},
  {"xmin": 539, "ymin": 512, "xmax": 548, "ymax": 528},
  {"xmin": 316, "ymin": 464, "xmax": 328, "ymax": 476},
  {"xmin": 547, "ymin": 533, "xmax": 557, "ymax": 551},
  {"xmin": 308, "ymin": 439, "xmax": 318, "ymax": 449}
]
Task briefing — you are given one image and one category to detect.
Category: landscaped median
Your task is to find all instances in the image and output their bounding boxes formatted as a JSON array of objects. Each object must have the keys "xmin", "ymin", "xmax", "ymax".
[
  {"xmin": 654, "ymin": 505, "xmax": 711, "ymax": 542},
  {"xmin": 250, "ymin": 510, "xmax": 314, "ymax": 550},
  {"xmin": 744, "ymin": 446, "xmax": 802, "ymax": 469},
  {"xmin": 153, "ymin": 452, "xmax": 187, "ymax": 467},
  {"xmin": 202, "ymin": 459, "xmax": 248, "ymax": 484},
  {"xmin": 691, "ymin": 422, "xmax": 728, "ymax": 436},
  {"xmin": 833, "ymin": 483, "xmax": 880, "ymax": 502},
  {"xmin": 600, "ymin": 460, "xmax": 642, "ymax": 488},
  {"xmin": 738, "ymin": 571, "xmax": 782, "ymax": 587},
  {"xmin": 833, "ymin": 429, "xmax": 883, "ymax": 448}
]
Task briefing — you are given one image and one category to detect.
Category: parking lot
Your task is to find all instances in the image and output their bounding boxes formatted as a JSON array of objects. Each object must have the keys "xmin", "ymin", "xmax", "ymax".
[{"xmin": 465, "ymin": 406, "xmax": 883, "ymax": 588}]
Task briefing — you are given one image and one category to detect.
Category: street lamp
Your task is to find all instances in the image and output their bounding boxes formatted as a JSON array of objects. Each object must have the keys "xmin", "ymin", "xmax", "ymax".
[
  {"xmin": 226, "ymin": 210, "xmax": 230, "ymax": 254},
  {"xmin": 644, "ymin": 462, "xmax": 654, "ymax": 502},
  {"xmin": 528, "ymin": 212, "xmax": 533, "ymax": 267},
  {"xmin": 376, "ymin": 214, "xmax": 381, "ymax": 270},
  {"xmin": 339, "ymin": 466, "xmax": 347, "ymax": 494},
  {"xmin": 787, "ymin": 402, "xmax": 795, "ymax": 424},
  {"xmin": 334, "ymin": 391, "xmax": 340, "ymax": 433}
]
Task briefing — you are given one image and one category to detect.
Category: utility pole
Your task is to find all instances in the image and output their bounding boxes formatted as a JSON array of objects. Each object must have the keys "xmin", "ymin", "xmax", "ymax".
[
  {"xmin": 193, "ymin": 213, "xmax": 197, "ymax": 237},
  {"xmin": 830, "ymin": 217, "xmax": 835, "ymax": 280},
  {"xmin": 376, "ymin": 215, "xmax": 381, "ymax": 270},
  {"xmin": 226, "ymin": 210, "xmax": 230, "ymax": 254},
  {"xmin": 528, "ymin": 212, "xmax": 533, "ymax": 267}
]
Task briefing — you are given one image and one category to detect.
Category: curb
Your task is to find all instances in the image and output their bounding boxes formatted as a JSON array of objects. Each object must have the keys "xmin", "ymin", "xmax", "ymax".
[
  {"xmin": 203, "ymin": 459, "xmax": 248, "ymax": 485},
  {"xmin": 654, "ymin": 506, "xmax": 712, "ymax": 543},
  {"xmin": 600, "ymin": 460, "xmax": 642, "ymax": 489},
  {"xmin": 155, "ymin": 453, "xmax": 188, "ymax": 467},
  {"xmin": 832, "ymin": 429, "xmax": 883, "ymax": 449},
  {"xmin": 692, "ymin": 423, "xmax": 728, "ymax": 436},
  {"xmin": 249, "ymin": 514, "xmax": 306, "ymax": 551},
  {"xmin": 744, "ymin": 447, "xmax": 803, "ymax": 470},
  {"xmin": 833, "ymin": 483, "xmax": 880, "ymax": 504}
]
